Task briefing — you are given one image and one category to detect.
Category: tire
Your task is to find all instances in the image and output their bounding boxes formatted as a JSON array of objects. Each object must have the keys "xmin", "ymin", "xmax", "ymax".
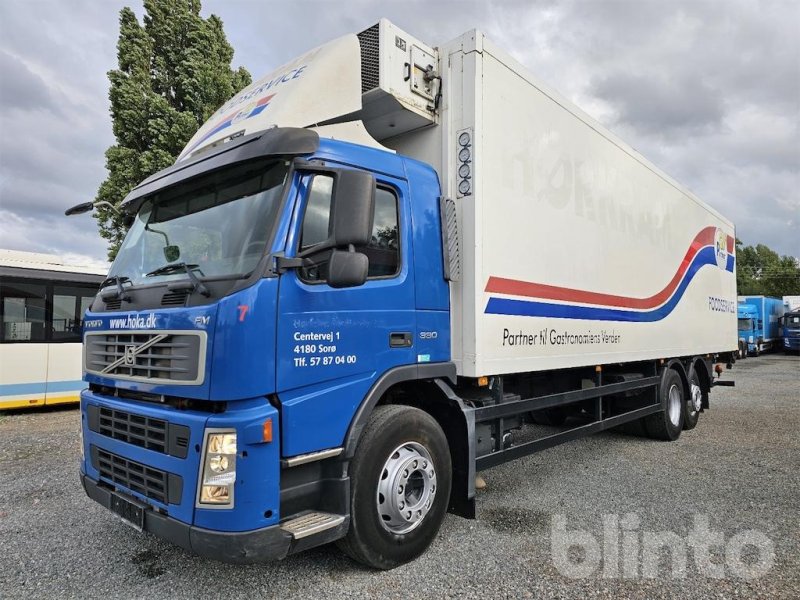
[
  {"xmin": 753, "ymin": 344, "xmax": 760, "ymax": 357},
  {"xmin": 337, "ymin": 404, "xmax": 452, "ymax": 569},
  {"xmin": 683, "ymin": 368, "xmax": 704, "ymax": 430},
  {"xmin": 643, "ymin": 368, "xmax": 684, "ymax": 441}
]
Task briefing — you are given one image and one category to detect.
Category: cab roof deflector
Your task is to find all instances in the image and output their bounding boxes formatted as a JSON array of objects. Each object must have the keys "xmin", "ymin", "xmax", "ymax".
[{"xmin": 120, "ymin": 127, "xmax": 319, "ymax": 212}]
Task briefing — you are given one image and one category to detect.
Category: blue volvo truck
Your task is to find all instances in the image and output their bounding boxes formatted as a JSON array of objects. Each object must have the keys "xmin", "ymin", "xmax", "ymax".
[
  {"xmin": 781, "ymin": 310, "xmax": 800, "ymax": 353},
  {"xmin": 737, "ymin": 295, "xmax": 785, "ymax": 356},
  {"xmin": 69, "ymin": 21, "xmax": 738, "ymax": 568},
  {"xmin": 737, "ymin": 302, "xmax": 759, "ymax": 357}
]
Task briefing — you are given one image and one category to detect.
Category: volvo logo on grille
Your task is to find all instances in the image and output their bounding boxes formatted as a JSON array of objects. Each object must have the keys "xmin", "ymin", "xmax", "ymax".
[
  {"xmin": 100, "ymin": 333, "xmax": 169, "ymax": 374},
  {"xmin": 124, "ymin": 345, "xmax": 137, "ymax": 366}
]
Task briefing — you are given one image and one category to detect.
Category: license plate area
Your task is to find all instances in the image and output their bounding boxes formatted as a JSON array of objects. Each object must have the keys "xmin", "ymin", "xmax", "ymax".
[{"xmin": 110, "ymin": 491, "xmax": 147, "ymax": 531}]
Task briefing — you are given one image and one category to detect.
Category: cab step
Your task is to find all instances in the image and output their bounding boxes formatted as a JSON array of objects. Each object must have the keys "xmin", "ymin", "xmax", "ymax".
[{"xmin": 280, "ymin": 512, "xmax": 346, "ymax": 540}]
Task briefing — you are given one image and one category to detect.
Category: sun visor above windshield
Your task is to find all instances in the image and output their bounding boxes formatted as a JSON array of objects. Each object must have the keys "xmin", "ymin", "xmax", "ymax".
[
  {"xmin": 121, "ymin": 127, "xmax": 319, "ymax": 213},
  {"xmin": 177, "ymin": 35, "xmax": 363, "ymax": 162}
]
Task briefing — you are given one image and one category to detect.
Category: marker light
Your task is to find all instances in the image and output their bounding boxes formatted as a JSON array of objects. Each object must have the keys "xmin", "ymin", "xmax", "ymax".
[{"xmin": 456, "ymin": 128, "xmax": 473, "ymax": 197}]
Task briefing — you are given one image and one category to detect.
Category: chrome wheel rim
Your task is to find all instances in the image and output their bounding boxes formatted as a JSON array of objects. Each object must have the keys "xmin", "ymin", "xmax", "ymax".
[
  {"xmin": 376, "ymin": 441, "xmax": 437, "ymax": 534},
  {"xmin": 689, "ymin": 383, "xmax": 702, "ymax": 415},
  {"xmin": 668, "ymin": 383, "xmax": 682, "ymax": 426}
]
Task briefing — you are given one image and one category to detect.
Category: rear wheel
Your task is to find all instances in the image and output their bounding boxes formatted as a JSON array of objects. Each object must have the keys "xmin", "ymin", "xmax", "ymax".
[
  {"xmin": 683, "ymin": 368, "xmax": 703, "ymax": 430},
  {"xmin": 338, "ymin": 404, "xmax": 452, "ymax": 569},
  {"xmin": 643, "ymin": 368, "xmax": 684, "ymax": 441}
]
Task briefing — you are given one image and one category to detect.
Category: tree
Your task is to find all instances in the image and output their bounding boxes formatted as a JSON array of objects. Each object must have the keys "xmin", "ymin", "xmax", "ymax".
[
  {"xmin": 95, "ymin": 0, "xmax": 251, "ymax": 260},
  {"xmin": 735, "ymin": 239, "xmax": 800, "ymax": 296}
]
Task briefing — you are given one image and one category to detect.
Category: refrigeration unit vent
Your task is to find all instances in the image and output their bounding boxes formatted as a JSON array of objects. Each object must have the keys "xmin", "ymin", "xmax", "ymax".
[
  {"xmin": 358, "ymin": 24, "xmax": 380, "ymax": 93},
  {"xmin": 354, "ymin": 19, "xmax": 440, "ymax": 141}
]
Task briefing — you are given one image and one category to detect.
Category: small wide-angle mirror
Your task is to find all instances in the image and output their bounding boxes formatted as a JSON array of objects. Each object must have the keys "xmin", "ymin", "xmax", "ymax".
[
  {"xmin": 327, "ymin": 249, "xmax": 368, "ymax": 288},
  {"xmin": 163, "ymin": 245, "xmax": 181, "ymax": 262}
]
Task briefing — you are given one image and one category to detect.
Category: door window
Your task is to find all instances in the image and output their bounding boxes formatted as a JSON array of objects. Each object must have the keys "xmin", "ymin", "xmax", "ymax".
[{"xmin": 297, "ymin": 176, "xmax": 400, "ymax": 283}]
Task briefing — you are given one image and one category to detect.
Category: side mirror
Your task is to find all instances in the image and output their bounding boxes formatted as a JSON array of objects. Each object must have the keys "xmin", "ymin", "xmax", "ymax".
[
  {"xmin": 327, "ymin": 249, "xmax": 368, "ymax": 288},
  {"xmin": 65, "ymin": 201, "xmax": 95, "ymax": 216},
  {"xmin": 331, "ymin": 170, "xmax": 375, "ymax": 247}
]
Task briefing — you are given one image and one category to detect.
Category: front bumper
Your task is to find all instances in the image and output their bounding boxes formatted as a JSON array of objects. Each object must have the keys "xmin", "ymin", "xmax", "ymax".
[{"xmin": 82, "ymin": 474, "xmax": 293, "ymax": 563}]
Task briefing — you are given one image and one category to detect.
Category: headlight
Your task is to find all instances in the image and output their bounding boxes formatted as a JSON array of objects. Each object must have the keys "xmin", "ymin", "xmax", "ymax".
[
  {"xmin": 208, "ymin": 432, "xmax": 237, "ymax": 454},
  {"xmin": 198, "ymin": 430, "xmax": 237, "ymax": 506}
]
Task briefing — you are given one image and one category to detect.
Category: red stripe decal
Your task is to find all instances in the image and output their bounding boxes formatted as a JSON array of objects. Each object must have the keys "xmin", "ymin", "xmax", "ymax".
[
  {"xmin": 485, "ymin": 226, "xmax": 718, "ymax": 310},
  {"xmin": 726, "ymin": 235, "xmax": 734, "ymax": 254}
]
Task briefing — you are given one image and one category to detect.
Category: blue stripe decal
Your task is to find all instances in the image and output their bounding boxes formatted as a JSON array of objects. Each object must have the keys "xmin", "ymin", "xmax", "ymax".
[
  {"xmin": 486, "ymin": 247, "xmax": 735, "ymax": 322},
  {"xmin": 0, "ymin": 380, "xmax": 84, "ymax": 396}
]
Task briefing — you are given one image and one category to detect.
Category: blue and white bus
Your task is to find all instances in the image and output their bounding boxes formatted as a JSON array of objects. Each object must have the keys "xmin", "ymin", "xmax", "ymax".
[{"xmin": 0, "ymin": 249, "xmax": 105, "ymax": 409}]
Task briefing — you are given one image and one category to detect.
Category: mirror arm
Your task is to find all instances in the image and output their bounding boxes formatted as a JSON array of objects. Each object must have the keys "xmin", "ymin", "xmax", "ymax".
[{"xmin": 274, "ymin": 255, "xmax": 312, "ymax": 274}]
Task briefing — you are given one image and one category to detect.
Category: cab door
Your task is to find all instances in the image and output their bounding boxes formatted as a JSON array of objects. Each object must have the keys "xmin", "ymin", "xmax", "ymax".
[{"xmin": 276, "ymin": 170, "xmax": 416, "ymax": 456}]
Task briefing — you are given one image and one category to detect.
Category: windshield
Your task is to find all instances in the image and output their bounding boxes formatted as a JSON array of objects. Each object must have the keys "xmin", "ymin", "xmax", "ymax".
[
  {"xmin": 738, "ymin": 318, "xmax": 754, "ymax": 331},
  {"xmin": 109, "ymin": 159, "xmax": 289, "ymax": 286}
]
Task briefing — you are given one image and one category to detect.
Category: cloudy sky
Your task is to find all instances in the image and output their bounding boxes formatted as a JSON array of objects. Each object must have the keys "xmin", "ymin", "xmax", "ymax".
[{"xmin": 0, "ymin": 0, "xmax": 797, "ymax": 267}]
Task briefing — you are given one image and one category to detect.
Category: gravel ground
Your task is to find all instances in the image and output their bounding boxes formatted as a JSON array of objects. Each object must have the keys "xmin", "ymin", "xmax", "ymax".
[{"xmin": 1, "ymin": 353, "xmax": 798, "ymax": 599}]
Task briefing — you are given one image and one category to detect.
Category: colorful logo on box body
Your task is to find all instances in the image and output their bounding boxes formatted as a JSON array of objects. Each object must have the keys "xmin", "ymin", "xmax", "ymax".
[
  {"xmin": 714, "ymin": 228, "xmax": 728, "ymax": 269},
  {"xmin": 485, "ymin": 226, "xmax": 735, "ymax": 323}
]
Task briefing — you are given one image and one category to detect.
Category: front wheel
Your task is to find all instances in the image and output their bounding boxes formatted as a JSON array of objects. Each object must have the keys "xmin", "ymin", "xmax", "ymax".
[{"xmin": 338, "ymin": 404, "xmax": 452, "ymax": 569}]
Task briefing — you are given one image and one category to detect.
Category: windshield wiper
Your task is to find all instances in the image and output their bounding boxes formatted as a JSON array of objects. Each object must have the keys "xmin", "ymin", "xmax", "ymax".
[
  {"xmin": 99, "ymin": 275, "xmax": 132, "ymax": 302},
  {"xmin": 146, "ymin": 262, "xmax": 210, "ymax": 297}
]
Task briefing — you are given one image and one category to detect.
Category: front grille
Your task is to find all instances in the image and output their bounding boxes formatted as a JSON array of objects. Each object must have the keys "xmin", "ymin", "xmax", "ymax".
[
  {"xmin": 85, "ymin": 330, "xmax": 205, "ymax": 385},
  {"xmin": 91, "ymin": 446, "xmax": 182, "ymax": 505},
  {"xmin": 86, "ymin": 405, "xmax": 190, "ymax": 458},
  {"xmin": 100, "ymin": 407, "xmax": 167, "ymax": 452},
  {"xmin": 358, "ymin": 24, "xmax": 380, "ymax": 93}
]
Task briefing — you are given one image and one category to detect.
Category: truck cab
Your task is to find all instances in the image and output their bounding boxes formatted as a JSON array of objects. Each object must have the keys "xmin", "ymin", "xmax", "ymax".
[
  {"xmin": 781, "ymin": 311, "xmax": 800, "ymax": 353},
  {"xmin": 737, "ymin": 303, "xmax": 759, "ymax": 356},
  {"xmin": 79, "ymin": 128, "xmax": 455, "ymax": 563}
]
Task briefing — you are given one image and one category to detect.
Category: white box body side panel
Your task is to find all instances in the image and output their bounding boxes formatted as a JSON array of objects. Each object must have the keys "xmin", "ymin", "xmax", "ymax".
[{"xmin": 440, "ymin": 37, "xmax": 736, "ymax": 377}]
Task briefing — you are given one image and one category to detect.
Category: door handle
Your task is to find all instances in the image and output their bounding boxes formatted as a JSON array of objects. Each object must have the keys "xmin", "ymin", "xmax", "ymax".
[{"xmin": 390, "ymin": 332, "xmax": 413, "ymax": 348}]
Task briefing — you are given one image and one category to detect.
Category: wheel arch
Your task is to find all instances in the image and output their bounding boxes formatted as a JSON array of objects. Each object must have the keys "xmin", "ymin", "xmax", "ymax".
[
  {"xmin": 665, "ymin": 358, "xmax": 690, "ymax": 403},
  {"xmin": 689, "ymin": 356, "xmax": 712, "ymax": 409},
  {"xmin": 342, "ymin": 363, "xmax": 476, "ymax": 519}
]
